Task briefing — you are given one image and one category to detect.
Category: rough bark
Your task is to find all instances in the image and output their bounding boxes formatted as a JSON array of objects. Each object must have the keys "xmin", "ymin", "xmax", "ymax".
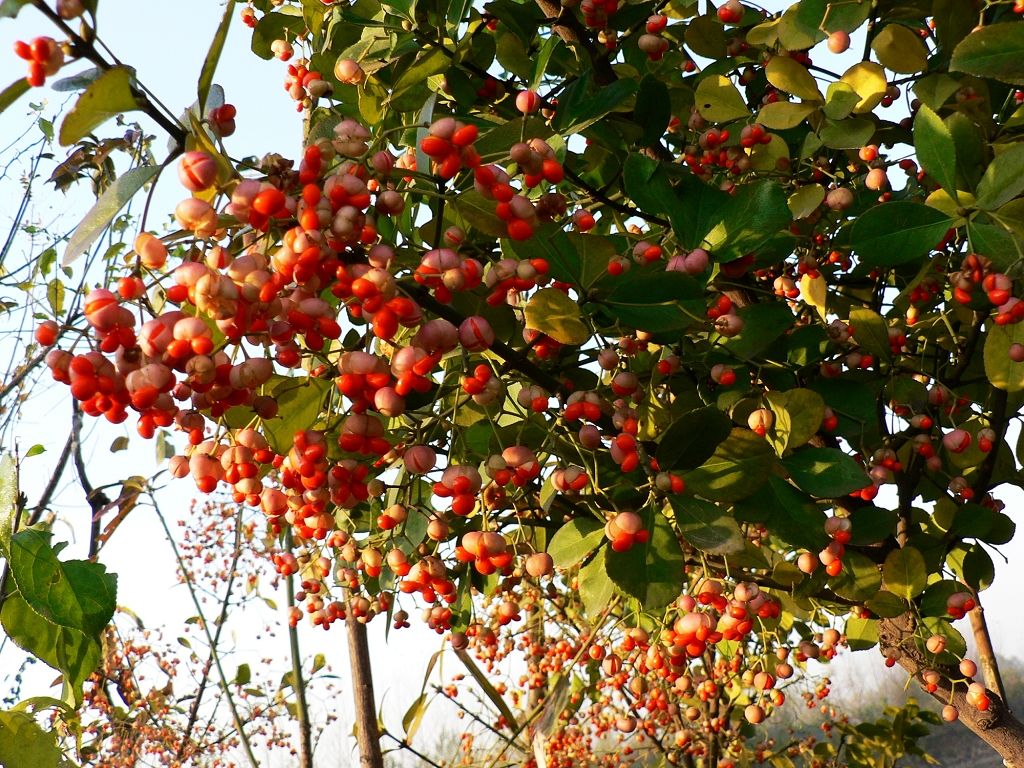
[{"xmin": 879, "ymin": 612, "xmax": 1024, "ymax": 766}]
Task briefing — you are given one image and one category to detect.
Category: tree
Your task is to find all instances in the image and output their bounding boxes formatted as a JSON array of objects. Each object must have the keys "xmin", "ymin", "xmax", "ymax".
[{"xmin": 3, "ymin": 0, "xmax": 1024, "ymax": 765}]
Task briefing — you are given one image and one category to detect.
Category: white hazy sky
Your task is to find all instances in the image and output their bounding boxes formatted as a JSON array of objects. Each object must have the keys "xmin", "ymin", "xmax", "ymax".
[{"xmin": 1, "ymin": 1, "xmax": 1022, "ymax": 765}]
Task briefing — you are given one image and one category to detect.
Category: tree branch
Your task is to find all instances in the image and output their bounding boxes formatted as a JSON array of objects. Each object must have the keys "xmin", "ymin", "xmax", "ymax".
[{"xmin": 879, "ymin": 612, "xmax": 1024, "ymax": 767}]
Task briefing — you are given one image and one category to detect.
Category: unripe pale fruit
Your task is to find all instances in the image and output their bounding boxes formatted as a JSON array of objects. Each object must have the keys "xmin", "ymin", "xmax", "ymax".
[
  {"xmin": 942, "ymin": 429, "xmax": 971, "ymax": 453},
  {"xmin": 135, "ymin": 232, "xmax": 168, "ymax": 269},
  {"xmin": 865, "ymin": 167, "xmax": 889, "ymax": 191},
  {"xmin": 794, "ymin": 552, "xmax": 819, "ymax": 577},
  {"xmin": 334, "ymin": 58, "xmax": 365, "ymax": 84},
  {"xmin": 179, "ymin": 151, "xmax": 218, "ymax": 192},
  {"xmin": 744, "ymin": 704, "xmax": 765, "ymax": 724},
  {"xmin": 525, "ymin": 552, "xmax": 553, "ymax": 578},
  {"xmin": 827, "ymin": 30, "xmax": 850, "ymax": 53},
  {"xmin": 515, "ymin": 90, "xmax": 541, "ymax": 114},
  {"xmin": 825, "ymin": 186, "xmax": 854, "ymax": 211},
  {"xmin": 404, "ymin": 444, "xmax": 437, "ymax": 473}
]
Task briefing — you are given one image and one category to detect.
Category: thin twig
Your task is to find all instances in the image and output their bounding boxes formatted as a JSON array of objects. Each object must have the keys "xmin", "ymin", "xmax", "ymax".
[
  {"xmin": 150, "ymin": 491, "xmax": 260, "ymax": 768},
  {"xmin": 285, "ymin": 530, "xmax": 314, "ymax": 768}
]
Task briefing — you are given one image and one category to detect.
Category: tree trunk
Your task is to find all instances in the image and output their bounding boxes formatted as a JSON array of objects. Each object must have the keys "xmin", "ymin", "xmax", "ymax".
[
  {"xmin": 879, "ymin": 612, "xmax": 1024, "ymax": 766},
  {"xmin": 346, "ymin": 612, "xmax": 384, "ymax": 768}
]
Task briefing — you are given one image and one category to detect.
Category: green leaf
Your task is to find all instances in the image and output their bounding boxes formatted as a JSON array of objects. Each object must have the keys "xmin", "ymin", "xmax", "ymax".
[
  {"xmin": 0, "ymin": 0, "xmax": 31, "ymax": 18},
  {"xmin": 454, "ymin": 649, "xmax": 518, "ymax": 730},
  {"xmin": 251, "ymin": 7, "xmax": 306, "ymax": 60},
  {"xmin": 845, "ymin": 616, "xmax": 879, "ymax": 651},
  {"xmin": 0, "ymin": 454, "xmax": 16, "ymax": 558},
  {"xmin": 390, "ymin": 49, "xmax": 449, "ymax": 111},
  {"xmin": 722, "ymin": 301, "xmax": 796, "ymax": 360},
  {"xmin": 784, "ymin": 447, "xmax": 868, "ymax": 498},
  {"xmin": 530, "ymin": 36, "xmax": 559, "ymax": 90},
  {"xmin": 0, "ymin": 78, "xmax": 30, "ymax": 118},
  {"xmin": 848, "ymin": 505, "xmax": 897, "ymax": 545},
  {"xmin": 849, "ymin": 307, "xmax": 892, "ymax": 362},
  {"xmin": 234, "ymin": 663, "xmax": 251, "ymax": 685},
  {"xmin": 671, "ymin": 496, "xmax": 744, "ymax": 555},
  {"xmin": 0, "ymin": 590, "xmax": 101, "ymax": 705},
  {"xmin": 634, "ymin": 75, "xmax": 671, "ymax": 146},
  {"xmin": 866, "ymin": 590, "xmax": 907, "ymax": 618},
  {"xmin": 921, "ymin": 616, "xmax": 967, "ymax": 662},
  {"xmin": 914, "ymin": 104, "xmax": 959, "ymax": 198},
  {"xmin": 758, "ymin": 101, "xmax": 816, "ymax": 130},
  {"xmin": 63, "ymin": 164, "xmax": 160, "ymax": 266},
  {"xmin": 883, "ymin": 546, "xmax": 927, "ymax": 599},
  {"xmin": 605, "ymin": 507, "xmax": 685, "ymax": 611},
  {"xmin": 778, "ymin": 5, "xmax": 820, "ymax": 50},
  {"xmin": 920, "ymin": 579, "xmax": 965, "ymax": 617},
  {"xmin": 951, "ymin": 23, "xmax": 1024, "ymax": 86},
  {"xmin": 823, "ymin": 81, "xmax": 862, "ymax": 120},
  {"xmin": 831, "ymin": 551, "xmax": 883, "ymax": 602},
  {"xmin": 975, "ymin": 143, "xmax": 1024, "ymax": 211},
  {"xmin": 524, "ymin": 288, "xmax": 588, "ymax": 345},
  {"xmin": 622, "ymin": 154, "xmax": 728, "ymax": 249},
  {"xmin": 765, "ymin": 56, "xmax": 822, "ymax": 101},
  {"xmin": 197, "ymin": 0, "xmax": 234, "ymax": 114},
  {"xmin": 849, "ymin": 202, "xmax": 953, "ymax": 266},
  {"xmin": 737, "ymin": 476, "xmax": 827, "ymax": 551},
  {"xmin": 983, "ymin": 321, "xmax": 1024, "ymax": 392},
  {"xmin": 578, "ymin": 548, "xmax": 614, "ymax": 618},
  {"xmin": 819, "ymin": 117, "xmax": 874, "ymax": 150},
  {"xmin": 25, "ymin": 445, "xmax": 45, "ymax": 458},
  {"xmin": 693, "ymin": 75, "xmax": 750, "ymax": 122},
  {"xmin": 702, "ymin": 181, "xmax": 791, "ymax": 264},
  {"xmin": 554, "ymin": 71, "xmax": 637, "ymax": 134},
  {"xmin": 0, "ymin": 710, "xmax": 63, "ymax": 768},
  {"xmin": 656, "ymin": 406, "xmax": 732, "ymax": 471},
  {"xmin": 952, "ymin": 544, "xmax": 994, "ymax": 591},
  {"xmin": 8, "ymin": 528, "xmax": 117, "ymax": 637},
  {"xmin": 913, "ymin": 74, "xmax": 962, "ymax": 112},
  {"xmin": 262, "ymin": 376, "xmax": 332, "ymax": 455},
  {"xmin": 765, "ymin": 388, "xmax": 825, "ymax": 455},
  {"xmin": 872, "ymin": 24, "xmax": 928, "ymax": 74},
  {"xmin": 683, "ymin": 428, "xmax": 777, "ymax": 502},
  {"xmin": 684, "ymin": 13, "xmax": 727, "ymax": 58},
  {"xmin": 548, "ymin": 518, "xmax": 604, "ymax": 570},
  {"xmin": 793, "ymin": 0, "xmax": 871, "ymax": 35},
  {"xmin": 452, "ymin": 190, "xmax": 507, "ymax": 237},
  {"xmin": 46, "ymin": 279, "xmax": 64, "ymax": 316},
  {"xmin": 59, "ymin": 66, "xmax": 141, "ymax": 146}
]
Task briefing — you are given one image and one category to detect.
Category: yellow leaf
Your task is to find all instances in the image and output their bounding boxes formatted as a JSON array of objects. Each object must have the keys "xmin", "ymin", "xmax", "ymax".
[
  {"xmin": 872, "ymin": 24, "xmax": 928, "ymax": 74},
  {"xmin": 524, "ymin": 288, "xmax": 589, "ymax": 345},
  {"xmin": 758, "ymin": 101, "xmax": 816, "ymax": 130},
  {"xmin": 694, "ymin": 75, "xmax": 751, "ymax": 123},
  {"xmin": 59, "ymin": 66, "xmax": 140, "ymax": 146},
  {"xmin": 801, "ymin": 274, "xmax": 827, "ymax": 320},
  {"xmin": 747, "ymin": 18, "xmax": 780, "ymax": 47},
  {"xmin": 839, "ymin": 61, "xmax": 888, "ymax": 114},
  {"xmin": 788, "ymin": 184, "xmax": 824, "ymax": 219},
  {"xmin": 766, "ymin": 56, "xmax": 823, "ymax": 101},
  {"xmin": 925, "ymin": 188, "xmax": 972, "ymax": 220}
]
